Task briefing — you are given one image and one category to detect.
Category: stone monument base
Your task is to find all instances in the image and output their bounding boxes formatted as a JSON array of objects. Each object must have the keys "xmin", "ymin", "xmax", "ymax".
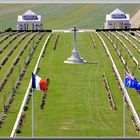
[{"xmin": 64, "ymin": 54, "xmax": 86, "ymax": 64}]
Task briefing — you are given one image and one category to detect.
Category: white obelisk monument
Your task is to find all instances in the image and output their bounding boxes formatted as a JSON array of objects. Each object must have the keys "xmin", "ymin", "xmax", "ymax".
[{"xmin": 64, "ymin": 26, "xmax": 86, "ymax": 64}]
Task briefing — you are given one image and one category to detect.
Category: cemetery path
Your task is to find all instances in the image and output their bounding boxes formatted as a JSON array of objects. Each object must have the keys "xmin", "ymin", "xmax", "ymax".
[
  {"xmin": 130, "ymin": 9, "xmax": 140, "ymax": 28},
  {"xmin": 52, "ymin": 29, "xmax": 96, "ymax": 32}
]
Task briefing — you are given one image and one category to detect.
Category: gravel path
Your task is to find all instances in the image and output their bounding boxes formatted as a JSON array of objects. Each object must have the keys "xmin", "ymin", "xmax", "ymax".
[{"xmin": 130, "ymin": 9, "xmax": 140, "ymax": 28}]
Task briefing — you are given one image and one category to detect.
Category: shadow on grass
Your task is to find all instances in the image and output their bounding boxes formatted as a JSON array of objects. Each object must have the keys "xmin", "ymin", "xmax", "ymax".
[
  {"xmin": 85, "ymin": 62, "xmax": 98, "ymax": 65},
  {"xmin": 7, "ymin": 111, "xmax": 15, "ymax": 114}
]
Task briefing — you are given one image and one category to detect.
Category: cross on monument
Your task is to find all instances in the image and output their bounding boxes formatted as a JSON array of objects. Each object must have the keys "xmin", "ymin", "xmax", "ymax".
[
  {"xmin": 72, "ymin": 26, "xmax": 78, "ymax": 52},
  {"xmin": 64, "ymin": 26, "xmax": 86, "ymax": 64}
]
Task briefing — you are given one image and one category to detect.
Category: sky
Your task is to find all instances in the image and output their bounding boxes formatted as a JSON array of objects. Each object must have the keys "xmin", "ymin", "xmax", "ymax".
[{"xmin": 0, "ymin": 0, "xmax": 140, "ymax": 3}]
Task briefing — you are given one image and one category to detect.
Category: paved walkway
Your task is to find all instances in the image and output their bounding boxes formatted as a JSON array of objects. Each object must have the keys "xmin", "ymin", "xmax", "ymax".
[
  {"xmin": 52, "ymin": 29, "xmax": 96, "ymax": 33},
  {"xmin": 130, "ymin": 9, "xmax": 140, "ymax": 28}
]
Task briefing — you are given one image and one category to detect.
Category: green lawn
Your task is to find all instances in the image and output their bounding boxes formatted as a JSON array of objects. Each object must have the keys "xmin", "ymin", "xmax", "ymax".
[
  {"xmin": 13, "ymin": 32, "xmax": 140, "ymax": 137},
  {"xmin": 1, "ymin": 3, "xmax": 140, "ymax": 137},
  {"xmin": 0, "ymin": 31, "xmax": 139, "ymax": 137},
  {"xmin": 99, "ymin": 31, "xmax": 140, "ymax": 121},
  {"xmin": 0, "ymin": 4, "xmax": 140, "ymax": 29},
  {"xmin": 0, "ymin": 32, "xmax": 49, "ymax": 136}
]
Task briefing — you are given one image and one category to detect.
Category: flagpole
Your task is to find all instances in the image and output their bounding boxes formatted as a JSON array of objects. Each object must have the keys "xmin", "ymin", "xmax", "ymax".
[
  {"xmin": 32, "ymin": 88, "xmax": 34, "ymax": 138},
  {"xmin": 123, "ymin": 70, "xmax": 126, "ymax": 138},
  {"xmin": 123, "ymin": 92, "xmax": 126, "ymax": 138}
]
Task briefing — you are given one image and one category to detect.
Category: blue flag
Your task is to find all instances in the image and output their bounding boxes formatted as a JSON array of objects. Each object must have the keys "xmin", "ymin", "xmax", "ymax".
[
  {"xmin": 124, "ymin": 71, "xmax": 137, "ymax": 88},
  {"xmin": 135, "ymin": 82, "xmax": 140, "ymax": 91}
]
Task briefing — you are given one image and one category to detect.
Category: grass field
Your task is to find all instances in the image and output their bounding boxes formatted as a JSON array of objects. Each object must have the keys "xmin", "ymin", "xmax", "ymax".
[
  {"xmin": 15, "ymin": 32, "xmax": 138, "ymax": 137},
  {"xmin": 0, "ymin": 30, "xmax": 140, "ymax": 137},
  {"xmin": 0, "ymin": 4, "xmax": 140, "ymax": 29},
  {"xmin": 1, "ymin": 3, "xmax": 140, "ymax": 138}
]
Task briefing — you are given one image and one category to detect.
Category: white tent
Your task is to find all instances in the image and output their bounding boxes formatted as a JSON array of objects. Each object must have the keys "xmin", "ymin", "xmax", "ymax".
[
  {"xmin": 104, "ymin": 8, "xmax": 131, "ymax": 29},
  {"xmin": 17, "ymin": 10, "xmax": 42, "ymax": 30}
]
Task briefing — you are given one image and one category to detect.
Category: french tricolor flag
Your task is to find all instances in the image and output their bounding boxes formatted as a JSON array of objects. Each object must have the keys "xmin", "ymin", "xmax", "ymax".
[{"xmin": 32, "ymin": 73, "xmax": 47, "ymax": 92}]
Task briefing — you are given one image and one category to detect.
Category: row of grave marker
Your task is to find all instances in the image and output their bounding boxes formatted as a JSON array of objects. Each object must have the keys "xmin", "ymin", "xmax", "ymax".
[
  {"xmin": 102, "ymin": 73, "xmax": 117, "ymax": 110},
  {"xmin": 0, "ymin": 32, "xmax": 45, "ymax": 128},
  {"xmin": 109, "ymin": 31, "xmax": 139, "ymax": 66}
]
